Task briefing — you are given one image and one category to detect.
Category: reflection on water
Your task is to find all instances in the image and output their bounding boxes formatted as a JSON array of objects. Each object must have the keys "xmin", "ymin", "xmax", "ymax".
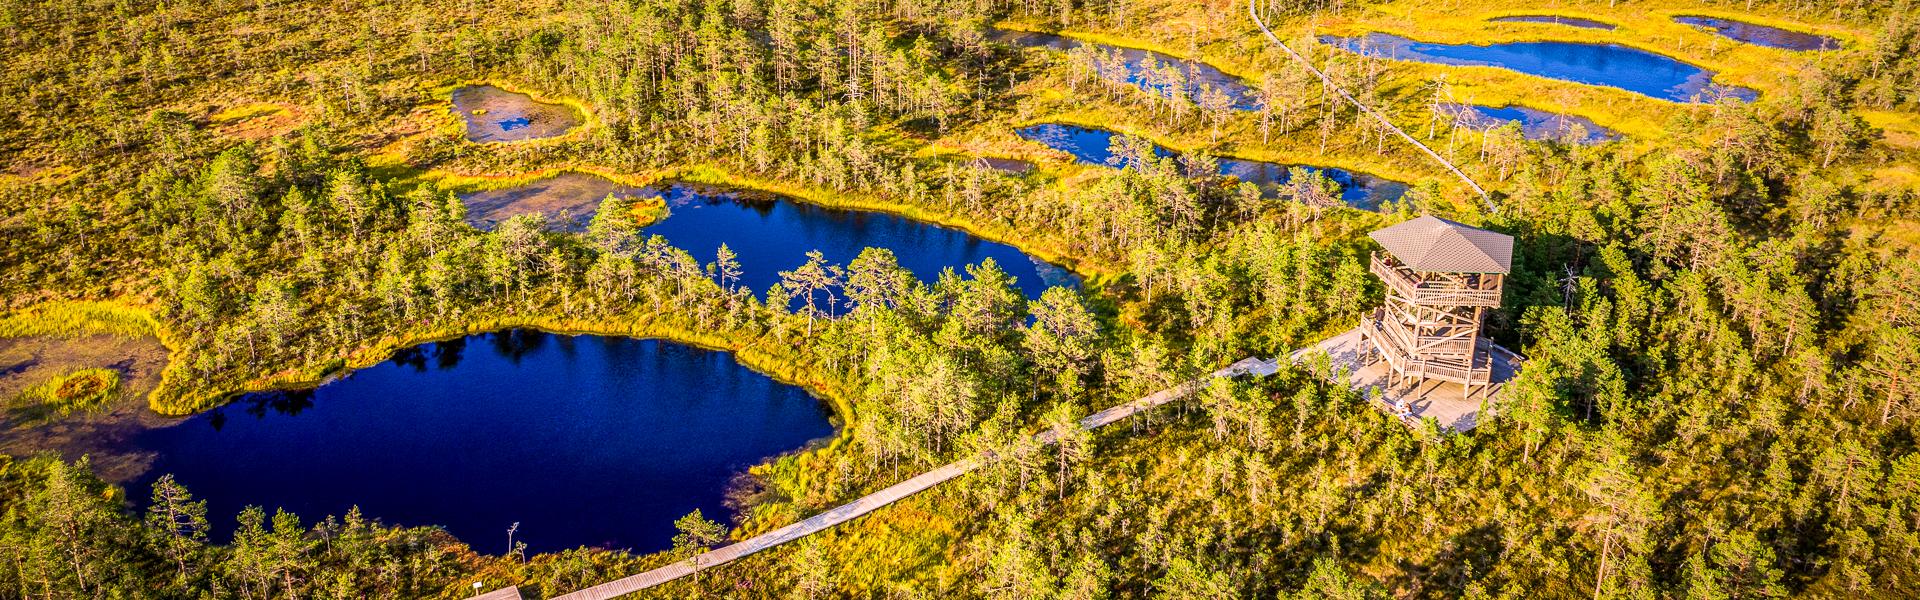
[
  {"xmin": 131, "ymin": 332, "xmax": 834, "ymax": 555},
  {"xmin": 976, "ymin": 156, "xmax": 1036, "ymax": 174},
  {"xmin": 989, "ymin": 28, "xmax": 1260, "ymax": 110},
  {"xmin": 1015, "ymin": 123, "xmax": 1408, "ymax": 208},
  {"xmin": 462, "ymin": 172, "xmax": 1077, "ymax": 299},
  {"xmin": 1216, "ymin": 158, "xmax": 1410, "ymax": 210},
  {"xmin": 1441, "ymin": 104, "xmax": 1621, "ymax": 143},
  {"xmin": 457, "ymin": 172, "xmax": 649, "ymax": 233},
  {"xmin": 450, "ymin": 85, "xmax": 583, "ymax": 142},
  {"xmin": 1321, "ymin": 32, "xmax": 1759, "ymax": 103},
  {"xmin": 644, "ymin": 184, "xmax": 1073, "ymax": 298}
]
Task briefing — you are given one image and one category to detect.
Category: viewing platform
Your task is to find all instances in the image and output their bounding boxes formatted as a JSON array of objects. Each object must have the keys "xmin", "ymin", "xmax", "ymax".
[
  {"xmin": 1369, "ymin": 252, "xmax": 1504, "ymax": 308},
  {"xmin": 1294, "ymin": 326, "xmax": 1521, "ymax": 432}
]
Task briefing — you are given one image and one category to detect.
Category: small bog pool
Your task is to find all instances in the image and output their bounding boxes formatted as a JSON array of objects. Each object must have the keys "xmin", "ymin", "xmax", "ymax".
[
  {"xmin": 459, "ymin": 172, "xmax": 644, "ymax": 232},
  {"xmin": 989, "ymin": 29, "xmax": 1259, "ymax": 110},
  {"xmin": 1016, "ymin": 123, "xmax": 1407, "ymax": 208},
  {"xmin": 1441, "ymin": 104, "xmax": 1621, "ymax": 143},
  {"xmin": 974, "ymin": 156, "xmax": 1036, "ymax": 174},
  {"xmin": 1321, "ymin": 32, "xmax": 1758, "ymax": 103},
  {"xmin": 130, "ymin": 333, "xmax": 833, "ymax": 554},
  {"xmin": 451, "ymin": 85, "xmax": 584, "ymax": 142},
  {"xmin": 1674, "ymin": 16, "xmax": 1838, "ymax": 51}
]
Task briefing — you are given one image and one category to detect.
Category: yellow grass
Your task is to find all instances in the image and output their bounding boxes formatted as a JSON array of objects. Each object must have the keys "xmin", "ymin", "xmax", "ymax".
[
  {"xmin": 209, "ymin": 102, "xmax": 287, "ymax": 124},
  {"xmin": 0, "ymin": 300, "xmax": 160, "ymax": 339},
  {"xmin": 1863, "ymin": 110, "xmax": 1920, "ymax": 150},
  {"xmin": 1869, "ymin": 164, "xmax": 1920, "ymax": 195},
  {"xmin": 1312, "ymin": 0, "xmax": 1874, "ymax": 142},
  {"xmin": 0, "ymin": 300, "xmax": 180, "ymax": 410}
]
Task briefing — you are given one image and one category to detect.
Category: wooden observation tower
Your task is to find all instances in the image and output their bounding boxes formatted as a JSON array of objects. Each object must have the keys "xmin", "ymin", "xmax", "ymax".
[{"xmin": 1360, "ymin": 216, "xmax": 1513, "ymax": 400}]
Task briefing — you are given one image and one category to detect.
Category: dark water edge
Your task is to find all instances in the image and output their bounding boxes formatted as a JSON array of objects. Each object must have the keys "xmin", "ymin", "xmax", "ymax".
[
  {"xmin": 128, "ymin": 332, "xmax": 834, "ymax": 555},
  {"xmin": 1673, "ymin": 16, "xmax": 1838, "ymax": 51}
]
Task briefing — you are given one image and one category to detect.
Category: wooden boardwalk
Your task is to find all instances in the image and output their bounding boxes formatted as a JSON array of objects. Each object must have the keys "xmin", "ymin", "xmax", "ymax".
[{"xmin": 548, "ymin": 357, "xmax": 1278, "ymax": 600}]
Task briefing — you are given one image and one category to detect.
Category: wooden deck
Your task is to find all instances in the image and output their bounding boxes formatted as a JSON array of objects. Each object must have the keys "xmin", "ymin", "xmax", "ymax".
[
  {"xmin": 548, "ymin": 357, "xmax": 1279, "ymax": 599},
  {"xmin": 471, "ymin": 586, "xmax": 524, "ymax": 600},
  {"xmin": 1291, "ymin": 328, "xmax": 1520, "ymax": 431}
]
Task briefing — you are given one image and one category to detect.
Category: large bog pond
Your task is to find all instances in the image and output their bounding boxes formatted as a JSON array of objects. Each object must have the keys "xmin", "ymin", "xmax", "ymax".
[
  {"xmin": 129, "ymin": 332, "xmax": 833, "ymax": 554},
  {"xmin": 1017, "ymin": 123, "xmax": 1408, "ymax": 209},
  {"xmin": 988, "ymin": 28, "xmax": 1259, "ymax": 110},
  {"xmin": 452, "ymin": 85, "xmax": 584, "ymax": 143},
  {"xmin": 1321, "ymin": 33, "xmax": 1758, "ymax": 103},
  {"xmin": 459, "ymin": 176, "xmax": 1075, "ymax": 297}
]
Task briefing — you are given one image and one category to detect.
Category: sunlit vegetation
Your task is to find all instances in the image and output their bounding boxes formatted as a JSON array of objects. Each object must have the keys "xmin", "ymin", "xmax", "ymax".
[
  {"xmin": 1, "ymin": 0, "xmax": 1919, "ymax": 596},
  {"xmin": 0, "ymin": 301, "xmax": 159, "ymax": 340},
  {"xmin": 8, "ymin": 368, "xmax": 120, "ymax": 416}
]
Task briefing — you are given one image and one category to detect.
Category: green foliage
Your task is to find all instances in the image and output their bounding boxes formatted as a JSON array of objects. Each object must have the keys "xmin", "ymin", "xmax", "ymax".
[
  {"xmin": 0, "ymin": 456, "xmax": 482, "ymax": 598},
  {"xmin": 2, "ymin": 0, "xmax": 1920, "ymax": 597},
  {"xmin": 673, "ymin": 509, "xmax": 728, "ymax": 556}
]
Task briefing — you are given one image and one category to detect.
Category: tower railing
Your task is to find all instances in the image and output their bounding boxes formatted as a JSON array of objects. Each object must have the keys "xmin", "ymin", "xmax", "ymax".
[
  {"xmin": 1369, "ymin": 253, "xmax": 1503, "ymax": 308},
  {"xmin": 1363, "ymin": 314, "xmax": 1492, "ymax": 387}
]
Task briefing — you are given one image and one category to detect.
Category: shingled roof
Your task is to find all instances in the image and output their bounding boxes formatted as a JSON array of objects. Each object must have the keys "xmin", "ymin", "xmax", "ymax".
[{"xmin": 1369, "ymin": 216, "xmax": 1513, "ymax": 274}]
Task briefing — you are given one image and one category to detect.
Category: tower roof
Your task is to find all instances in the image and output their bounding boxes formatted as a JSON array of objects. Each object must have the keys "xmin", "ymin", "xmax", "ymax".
[{"xmin": 1369, "ymin": 216, "xmax": 1513, "ymax": 274}]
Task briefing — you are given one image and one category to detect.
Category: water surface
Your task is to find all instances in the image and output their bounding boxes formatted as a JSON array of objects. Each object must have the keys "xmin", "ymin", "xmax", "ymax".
[
  {"xmin": 1488, "ymin": 15, "xmax": 1615, "ymax": 30},
  {"xmin": 1321, "ymin": 32, "xmax": 1758, "ymax": 103},
  {"xmin": 1441, "ymin": 104, "xmax": 1621, "ymax": 143},
  {"xmin": 989, "ymin": 29, "xmax": 1259, "ymax": 110},
  {"xmin": 643, "ymin": 184, "xmax": 1075, "ymax": 296},
  {"xmin": 131, "ymin": 332, "xmax": 833, "ymax": 554},
  {"xmin": 459, "ymin": 172, "xmax": 645, "ymax": 232},
  {"xmin": 1673, "ymin": 16, "xmax": 1837, "ymax": 51},
  {"xmin": 1216, "ymin": 159, "xmax": 1410, "ymax": 210},
  {"xmin": 451, "ymin": 85, "xmax": 584, "ymax": 142},
  {"xmin": 974, "ymin": 156, "xmax": 1036, "ymax": 174},
  {"xmin": 457, "ymin": 173, "xmax": 1071, "ymax": 296},
  {"xmin": 1016, "ymin": 123, "xmax": 1171, "ymax": 167},
  {"xmin": 1016, "ymin": 123, "xmax": 1406, "ymax": 208}
]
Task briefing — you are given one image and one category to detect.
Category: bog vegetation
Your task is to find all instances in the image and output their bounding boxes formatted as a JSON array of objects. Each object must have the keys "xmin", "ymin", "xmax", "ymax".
[{"xmin": 1, "ymin": 0, "xmax": 1918, "ymax": 597}]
